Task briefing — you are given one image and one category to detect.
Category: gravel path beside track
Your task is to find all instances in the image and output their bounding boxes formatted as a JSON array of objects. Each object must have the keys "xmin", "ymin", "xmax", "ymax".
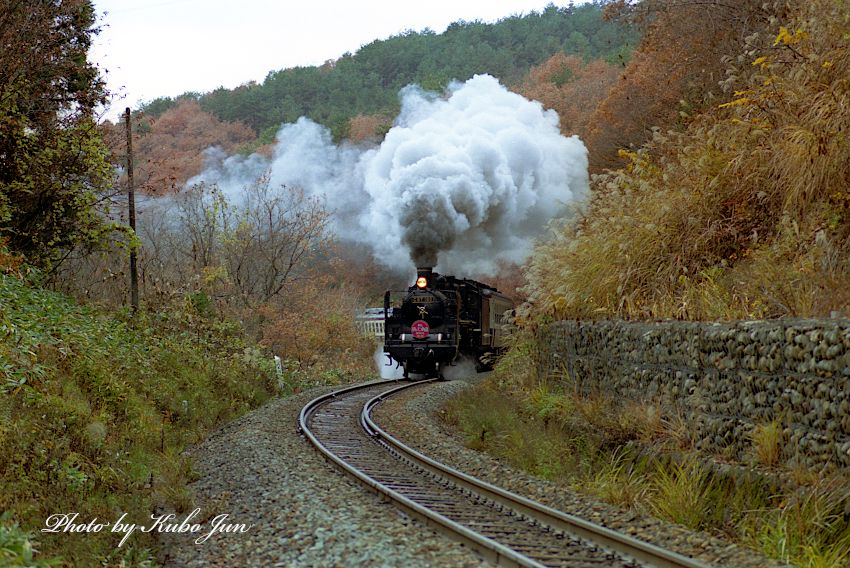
[
  {"xmin": 373, "ymin": 376, "xmax": 783, "ymax": 568},
  {"xmin": 157, "ymin": 384, "xmax": 486, "ymax": 567}
]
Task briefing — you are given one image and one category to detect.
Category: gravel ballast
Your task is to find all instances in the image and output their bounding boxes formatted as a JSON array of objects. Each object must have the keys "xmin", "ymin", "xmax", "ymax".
[
  {"xmin": 157, "ymin": 384, "xmax": 485, "ymax": 567},
  {"xmin": 157, "ymin": 375, "xmax": 783, "ymax": 567},
  {"xmin": 373, "ymin": 376, "xmax": 783, "ymax": 568}
]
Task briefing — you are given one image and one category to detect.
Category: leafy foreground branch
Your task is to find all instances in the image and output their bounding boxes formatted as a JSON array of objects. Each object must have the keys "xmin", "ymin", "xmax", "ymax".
[{"xmin": 442, "ymin": 334, "xmax": 850, "ymax": 568}]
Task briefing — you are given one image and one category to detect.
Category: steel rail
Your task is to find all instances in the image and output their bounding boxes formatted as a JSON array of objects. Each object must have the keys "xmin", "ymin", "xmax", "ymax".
[
  {"xmin": 299, "ymin": 379, "xmax": 711, "ymax": 568},
  {"xmin": 299, "ymin": 379, "xmax": 539, "ymax": 567},
  {"xmin": 362, "ymin": 382, "xmax": 710, "ymax": 568}
]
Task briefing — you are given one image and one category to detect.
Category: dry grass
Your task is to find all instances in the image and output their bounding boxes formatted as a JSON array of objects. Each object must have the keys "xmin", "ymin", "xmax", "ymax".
[
  {"xmin": 580, "ymin": 449, "xmax": 651, "ymax": 509},
  {"xmin": 522, "ymin": 0, "xmax": 850, "ymax": 322},
  {"xmin": 746, "ymin": 477, "xmax": 850, "ymax": 567},
  {"xmin": 445, "ymin": 372, "xmax": 850, "ymax": 566},
  {"xmin": 751, "ymin": 420, "xmax": 786, "ymax": 468},
  {"xmin": 659, "ymin": 409, "xmax": 695, "ymax": 451},
  {"xmin": 648, "ymin": 459, "xmax": 720, "ymax": 530},
  {"xmin": 619, "ymin": 400, "xmax": 665, "ymax": 443}
]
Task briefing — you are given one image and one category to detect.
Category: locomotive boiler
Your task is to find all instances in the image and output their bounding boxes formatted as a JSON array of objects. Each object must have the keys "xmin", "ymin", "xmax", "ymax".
[{"xmin": 383, "ymin": 267, "xmax": 514, "ymax": 379}]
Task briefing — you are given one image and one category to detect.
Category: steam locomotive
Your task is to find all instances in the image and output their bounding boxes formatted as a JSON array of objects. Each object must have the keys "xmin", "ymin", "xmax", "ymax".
[{"xmin": 383, "ymin": 267, "xmax": 514, "ymax": 379}]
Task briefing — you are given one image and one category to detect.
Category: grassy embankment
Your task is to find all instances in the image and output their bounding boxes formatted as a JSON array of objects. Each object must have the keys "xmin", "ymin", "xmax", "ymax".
[
  {"xmin": 0, "ymin": 271, "xmax": 362, "ymax": 566},
  {"xmin": 447, "ymin": 1, "xmax": 850, "ymax": 566}
]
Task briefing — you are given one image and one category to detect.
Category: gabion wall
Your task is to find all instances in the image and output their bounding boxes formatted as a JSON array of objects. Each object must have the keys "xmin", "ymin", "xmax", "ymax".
[{"xmin": 538, "ymin": 319, "xmax": 850, "ymax": 470}]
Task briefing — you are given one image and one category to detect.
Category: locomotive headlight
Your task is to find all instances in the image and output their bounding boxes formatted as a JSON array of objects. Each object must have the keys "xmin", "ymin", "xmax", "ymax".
[{"xmin": 416, "ymin": 277, "xmax": 427, "ymax": 289}]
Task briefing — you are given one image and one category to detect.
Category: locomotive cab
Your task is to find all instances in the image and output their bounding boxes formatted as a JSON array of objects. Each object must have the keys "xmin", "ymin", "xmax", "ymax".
[{"xmin": 383, "ymin": 267, "xmax": 513, "ymax": 379}]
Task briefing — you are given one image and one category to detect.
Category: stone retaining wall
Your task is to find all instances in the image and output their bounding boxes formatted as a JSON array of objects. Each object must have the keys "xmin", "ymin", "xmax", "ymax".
[{"xmin": 537, "ymin": 319, "xmax": 850, "ymax": 470}]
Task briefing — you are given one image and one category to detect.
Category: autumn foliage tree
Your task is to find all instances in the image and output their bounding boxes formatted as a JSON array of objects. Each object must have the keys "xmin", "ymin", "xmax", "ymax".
[
  {"xmin": 583, "ymin": 0, "xmax": 780, "ymax": 172},
  {"xmin": 258, "ymin": 269, "xmax": 376, "ymax": 376},
  {"xmin": 129, "ymin": 177, "xmax": 329, "ymax": 312},
  {"xmin": 524, "ymin": 0, "xmax": 850, "ymax": 322},
  {"xmin": 100, "ymin": 100, "xmax": 255, "ymax": 195},
  {"xmin": 135, "ymin": 180, "xmax": 375, "ymax": 374},
  {"xmin": 0, "ymin": 0, "xmax": 113, "ymax": 268},
  {"xmin": 347, "ymin": 113, "xmax": 393, "ymax": 143},
  {"xmin": 519, "ymin": 53, "xmax": 620, "ymax": 139}
]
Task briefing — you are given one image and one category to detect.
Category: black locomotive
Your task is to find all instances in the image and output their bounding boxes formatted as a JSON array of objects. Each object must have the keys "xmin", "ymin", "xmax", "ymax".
[{"xmin": 383, "ymin": 267, "xmax": 514, "ymax": 379}]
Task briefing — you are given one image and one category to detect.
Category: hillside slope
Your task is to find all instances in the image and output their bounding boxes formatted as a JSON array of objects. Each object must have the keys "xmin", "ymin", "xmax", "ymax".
[
  {"xmin": 0, "ymin": 273, "xmax": 277, "ymax": 565},
  {"xmin": 524, "ymin": 0, "xmax": 850, "ymax": 321}
]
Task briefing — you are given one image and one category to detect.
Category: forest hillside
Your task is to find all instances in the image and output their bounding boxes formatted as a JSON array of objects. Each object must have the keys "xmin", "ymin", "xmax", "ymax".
[{"xmin": 139, "ymin": 2, "xmax": 637, "ymax": 140}]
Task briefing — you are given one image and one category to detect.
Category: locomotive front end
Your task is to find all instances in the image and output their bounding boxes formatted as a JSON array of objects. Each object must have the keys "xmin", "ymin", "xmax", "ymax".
[{"xmin": 383, "ymin": 267, "xmax": 459, "ymax": 378}]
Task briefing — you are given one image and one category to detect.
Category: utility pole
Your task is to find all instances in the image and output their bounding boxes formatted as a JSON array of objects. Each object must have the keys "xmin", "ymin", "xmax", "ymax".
[{"xmin": 124, "ymin": 107, "xmax": 139, "ymax": 314}]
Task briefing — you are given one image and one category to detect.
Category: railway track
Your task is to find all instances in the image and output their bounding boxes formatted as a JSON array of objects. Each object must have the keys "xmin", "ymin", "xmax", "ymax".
[{"xmin": 299, "ymin": 379, "xmax": 711, "ymax": 568}]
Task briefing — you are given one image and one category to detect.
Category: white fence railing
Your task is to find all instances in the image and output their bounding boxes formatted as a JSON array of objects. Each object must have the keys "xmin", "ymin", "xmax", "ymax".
[{"xmin": 355, "ymin": 308, "xmax": 385, "ymax": 339}]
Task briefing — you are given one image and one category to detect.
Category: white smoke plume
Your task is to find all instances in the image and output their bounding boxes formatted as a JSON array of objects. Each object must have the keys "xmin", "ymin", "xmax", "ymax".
[{"xmin": 190, "ymin": 74, "xmax": 589, "ymax": 275}]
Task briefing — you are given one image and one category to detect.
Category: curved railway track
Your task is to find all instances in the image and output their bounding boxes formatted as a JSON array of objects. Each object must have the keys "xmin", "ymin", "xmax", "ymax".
[{"xmin": 299, "ymin": 379, "xmax": 711, "ymax": 568}]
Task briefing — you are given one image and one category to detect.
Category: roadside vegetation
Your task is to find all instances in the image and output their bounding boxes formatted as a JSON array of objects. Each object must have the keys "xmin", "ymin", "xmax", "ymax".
[
  {"xmin": 523, "ymin": 0, "xmax": 850, "ymax": 321},
  {"xmin": 0, "ymin": 241, "xmax": 376, "ymax": 565},
  {"xmin": 0, "ymin": 267, "xmax": 279, "ymax": 565},
  {"xmin": 443, "ymin": 332, "xmax": 850, "ymax": 567}
]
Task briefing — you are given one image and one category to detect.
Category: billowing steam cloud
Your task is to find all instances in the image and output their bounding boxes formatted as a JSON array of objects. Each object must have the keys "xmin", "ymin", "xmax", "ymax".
[{"xmin": 190, "ymin": 74, "xmax": 588, "ymax": 275}]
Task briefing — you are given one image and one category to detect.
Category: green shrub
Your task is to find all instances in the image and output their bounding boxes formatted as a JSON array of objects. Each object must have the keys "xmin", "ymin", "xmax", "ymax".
[
  {"xmin": 0, "ymin": 274, "xmax": 277, "ymax": 564},
  {"xmin": 0, "ymin": 512, "xmax": 60, "ymax": 567}
]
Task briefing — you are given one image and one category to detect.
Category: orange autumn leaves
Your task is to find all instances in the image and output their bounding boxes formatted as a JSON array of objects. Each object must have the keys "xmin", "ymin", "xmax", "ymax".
[
  {"xmin": 101, "ymin": 100, "xmax": 255, "ymax": 195},
  {"xmin": 519, "ymin": 53, "xmax": 620, "ymax": 142}
]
